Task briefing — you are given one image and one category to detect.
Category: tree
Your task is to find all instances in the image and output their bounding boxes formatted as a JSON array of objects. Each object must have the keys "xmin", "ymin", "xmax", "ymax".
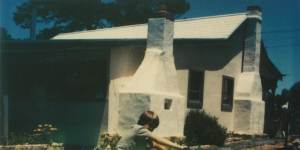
[
  {"xmin": 287, "ymin": 81, "xmax": 300, "ymax": 134},
  {"xmin": 106, "ymin": 0, "xmax": 190, "ymax": 26},
  {"xmin": 14, "ymin": 0, "xmax": 109, "ymax": 39},
  {"xmin": 288, "ymin": 82, "xmax": 300, "ymax": 110},
  {"xmin": 0, "ymin": 27, "xmax": 13, "ymax": 40},
  {"xmin": 14, "ymin": 0, "xmax": 190, "ymax": 39},
  {"xmin": 274, "ymin": 89, "xmax": 289, "ymax": 110}
]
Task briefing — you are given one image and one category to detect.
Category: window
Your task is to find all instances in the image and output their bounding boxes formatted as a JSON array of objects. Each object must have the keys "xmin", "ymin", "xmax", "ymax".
[
  {"xmin": 187, "ymin": 70, "xmax": 204, "ymax": 109},
  {"xmin": 221, "ymin": 76, "xmax": 234, "ymax": 112}
]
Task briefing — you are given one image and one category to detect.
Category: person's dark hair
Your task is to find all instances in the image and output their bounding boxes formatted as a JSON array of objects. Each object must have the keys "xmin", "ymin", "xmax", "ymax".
[{"xmin": 137, "ymin": 111, "xmax": 159, "ymax": 131}]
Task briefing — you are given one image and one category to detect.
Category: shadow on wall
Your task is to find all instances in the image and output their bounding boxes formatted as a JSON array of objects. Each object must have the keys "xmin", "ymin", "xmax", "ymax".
[
  {"xmin": 108, "ymin": 40, "xmax": 243, "ymax": 81},
  {"xmin": 108, "ymin": 21, "xmax": 246, "ymax": 80},
  {"xmin": 174, "ymin": 22, "xmax": 246, "ymax": 71},
  {"xmin": 9, "ymin": 100, "xmax": 106, "ymax": 149},
  {"xmin": 174, "ymin": 42, "xmax": 240, "ymax": 71},
  {"xmin": 49, "ymin": 101, "xmax": 106, "ymax": 149},
  {"xmin": 109, "ymin": 45, "xmax": 146, "ymax": 80},
  {"xmin": 5, "ymin": 55, "xmax": 109, "ymax": 150}
]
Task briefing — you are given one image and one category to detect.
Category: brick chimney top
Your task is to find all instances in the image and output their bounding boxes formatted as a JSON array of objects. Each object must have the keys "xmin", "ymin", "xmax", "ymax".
[
  {"xmin": 247, "ymin": 5, "xmax": 262, "ymax": 12},
  {"xmin": 156, "ymin": 5, "xmax": 174, "ymax": 21},
  {"xmin": 246, "ymin": 5, "xmax": 262, "ymax": 21}
]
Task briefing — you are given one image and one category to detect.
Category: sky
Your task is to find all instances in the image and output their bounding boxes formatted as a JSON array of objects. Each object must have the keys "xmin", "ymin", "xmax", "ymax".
[{"xmin": 0, "ymin": 0, "xmax": 299, "ymax": 94}]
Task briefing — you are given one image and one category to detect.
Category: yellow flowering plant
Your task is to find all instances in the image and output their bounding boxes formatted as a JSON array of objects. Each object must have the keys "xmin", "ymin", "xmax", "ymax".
[
  {"xmin": 8, "ymin": 123, "xmax": 63, "ymax": 145},
  {"xmin": 32, "ymin": 123, "xmax": 61, "ymax": 144},
  {"xmin": 98, "ymin": 133, "xmax": 121, "ymax": 150}
]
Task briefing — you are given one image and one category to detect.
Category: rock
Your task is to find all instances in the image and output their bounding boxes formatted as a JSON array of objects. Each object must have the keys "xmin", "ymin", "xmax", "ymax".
[
  {"xmin": 199, "ymin": 145, "xmax": 219, "ymax": 150},
  {"xmin": 292, "ymin": 138, "xmax": 300, "ymax": 145}
]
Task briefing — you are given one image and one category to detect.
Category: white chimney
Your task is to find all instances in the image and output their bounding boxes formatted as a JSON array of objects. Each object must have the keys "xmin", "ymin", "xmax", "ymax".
[{"xmin": 118, "ymin": 13, "xmax": 185, "ymax": 137}]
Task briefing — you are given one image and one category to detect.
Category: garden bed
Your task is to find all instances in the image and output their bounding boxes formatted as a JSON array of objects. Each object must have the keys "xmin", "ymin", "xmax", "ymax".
[
  {"xmin": 0, "ymin": 144, "xmax": 63, "ymax": 150},
  {"xmin": 187, "ymin": 138, "xmax": 284, "ymax": 150}
]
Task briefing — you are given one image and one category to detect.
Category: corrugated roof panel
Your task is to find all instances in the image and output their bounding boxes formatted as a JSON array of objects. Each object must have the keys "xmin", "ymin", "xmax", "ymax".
[{"xmin": 52, "ymin": 13, "xmax": 247, "ymax": 40}]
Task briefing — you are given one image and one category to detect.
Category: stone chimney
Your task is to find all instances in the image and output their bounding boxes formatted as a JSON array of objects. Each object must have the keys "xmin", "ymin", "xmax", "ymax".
[
  {"xmin": 233, "ymin": 5, "xmax": 265, "ymax": 135},
  {"xmin": 242, "ymin": 5, "xmax": 262, "ymax": 72},
  {"xmin": 117, "ymin": 8, "xmax": 185, "ymax": 137}
]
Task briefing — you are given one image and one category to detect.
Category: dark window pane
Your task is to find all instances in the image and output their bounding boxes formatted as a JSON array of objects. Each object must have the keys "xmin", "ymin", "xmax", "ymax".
[
  {"xmin": 221, "ymin": 76, "xmax": 234, "ymax": 112},
  {"xmin": 187, "ymin": 70, "xmax": 204, "ymax": 109}
]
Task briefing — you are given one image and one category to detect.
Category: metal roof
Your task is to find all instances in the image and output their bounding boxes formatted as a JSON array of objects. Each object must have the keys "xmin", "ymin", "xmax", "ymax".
[{"xmin": 52, "ymin": 12, "xmax": 247, "ymax": 40}]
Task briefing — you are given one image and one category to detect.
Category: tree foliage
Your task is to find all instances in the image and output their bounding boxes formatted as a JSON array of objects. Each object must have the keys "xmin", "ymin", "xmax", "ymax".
[
  {"xmin": 288, "ymin": 82, "xmax": 300, "ymax": 133},
  {"xmin": 14, "ymin": 0, "xmax": 190, "ymax": 39},
  {"xmin": 273, "ymin": 82, "xmax": 300, "ymax": 113},
  {"xmin": 271, "ymin": 82, "xmax": 300, "ymax": 136},
  {"xmin": 274, "ymin": 89, "xmax": 289, "ymax": 110},
  {"xmin": 289, "ymin": 82, "xmax": 300, "ymax": 105},
  {"xmin": 0, "ymin": 27, "xmax": 13, "ymax": 40},
  {"xmin": 107, "ymin": 0, "xmax": 190, "ymax": 26}
]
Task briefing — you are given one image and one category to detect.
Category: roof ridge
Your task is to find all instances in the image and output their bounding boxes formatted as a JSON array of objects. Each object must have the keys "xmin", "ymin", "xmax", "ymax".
[
  {"xmin": 52, "ymin": 12, "xmax": 247, "ymax": 39},
  {"xmin": 53, "ymin": 24, "xmax": 145, "ymax": 38},
  {"xmin": 176, "ymin": 12, "xmax": 247, "ymax": 22}
]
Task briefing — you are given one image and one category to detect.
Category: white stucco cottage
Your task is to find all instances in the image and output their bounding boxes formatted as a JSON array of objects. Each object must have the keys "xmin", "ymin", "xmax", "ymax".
[
  {"xmin": 0, "ymin": 6, "xmax": 282, "ymax": 145},
  {"xmin": 51, "ymin": 5, "xmax": 282, "ymax": 135}
]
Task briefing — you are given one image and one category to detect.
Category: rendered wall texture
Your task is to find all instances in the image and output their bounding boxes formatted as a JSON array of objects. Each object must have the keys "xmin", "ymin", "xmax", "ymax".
[
  {"xmin": 107, "ymin": 9, "xmax": 265, "ymax": 135},
  {"xmin": 234, "ymin": 100, "xmax": 265, "ymax": 134},
  {"xmin": 108, "ymin": 46, "xmax": 144, "ymax": 133},
  {"xmin": 117, "ymin": 18, "xmax": 186, "ymax": 137},
  {"xmin": 233, "ymin": 8, "xmax": 265, "ymax": 134},
  {"xmin": 107, "ymin": 35, "xmax": 248, "ymax": 134},
  {"xmin": 173, "ymin": 24, "xmax": 245, "ymax": 131},
  {"xmin": 108, "ymin": 44, "xmax": 266, "ymax": 135},
  {"xmin": 204, "ymin": 52, "xmax": 243, "ymax": 132}
]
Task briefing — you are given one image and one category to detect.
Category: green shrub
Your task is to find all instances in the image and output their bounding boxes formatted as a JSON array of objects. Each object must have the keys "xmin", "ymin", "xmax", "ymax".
[
  {"xmin": 8, "ymin": 132, "xmax": 37, "ymax": 145},
  {"xmin": 184, "ymin": 110, "xmax": 227, "ymax": 146}
]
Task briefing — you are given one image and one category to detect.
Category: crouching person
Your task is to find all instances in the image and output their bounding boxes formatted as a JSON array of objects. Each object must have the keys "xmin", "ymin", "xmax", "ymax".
[{"xmin": 117, "ymin": 110, "xmax": 186, "ymax": 150}]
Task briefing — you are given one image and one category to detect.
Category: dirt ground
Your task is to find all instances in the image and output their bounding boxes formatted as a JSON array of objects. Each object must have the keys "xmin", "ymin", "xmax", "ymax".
[{"xmin": 244, "ymin": 142, "xmax": 286, "ymax": 150}]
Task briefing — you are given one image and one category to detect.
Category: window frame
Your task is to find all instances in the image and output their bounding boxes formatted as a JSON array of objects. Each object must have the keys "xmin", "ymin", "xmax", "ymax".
[
  {"xmin": 187, "ymin": 70, "xmax": 205, "ymax": 109},
  {"xmin": 221, "ymin": 75, "xmax": 234, "ymax": 112}
]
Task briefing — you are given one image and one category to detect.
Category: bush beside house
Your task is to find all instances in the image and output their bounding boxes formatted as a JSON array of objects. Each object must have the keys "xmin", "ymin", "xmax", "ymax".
[{"xmin": 184, "ymin": 110, "xmax": 227, "ymax": 146}]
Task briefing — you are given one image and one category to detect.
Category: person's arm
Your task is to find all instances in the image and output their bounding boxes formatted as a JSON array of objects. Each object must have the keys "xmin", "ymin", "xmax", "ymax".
[
  {"xmin": 148, "ymin": 134, "xmax": 184, "ymax": 150},
  {"xmin": 152, "ymin": 141, "xmax": 168, "ymax": 150}
]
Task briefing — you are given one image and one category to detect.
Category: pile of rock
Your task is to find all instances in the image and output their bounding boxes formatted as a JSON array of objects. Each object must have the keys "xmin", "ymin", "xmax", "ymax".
[
  {"xmin": 286, "ymin": 138, "xmax": 300, "ymax": 150},
  {"xmin": 188, "ymin": 145, "xmax": 229, "ymax": 150}
]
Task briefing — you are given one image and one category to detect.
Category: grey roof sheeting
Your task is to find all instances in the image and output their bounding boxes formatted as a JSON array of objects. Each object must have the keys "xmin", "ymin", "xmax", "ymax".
[{"xmin": 52, "ymin": 13, "xmax": 247, "ymax": 40}]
